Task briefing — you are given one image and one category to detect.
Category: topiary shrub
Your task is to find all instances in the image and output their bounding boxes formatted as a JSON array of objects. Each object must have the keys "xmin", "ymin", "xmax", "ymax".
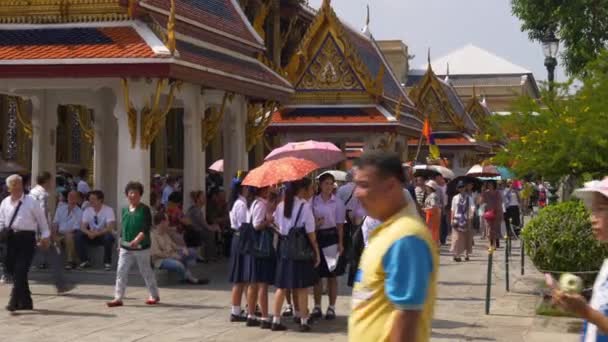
[{"xmin": 522, "ymin": 201, "xmax": 608, "ymax": 285}]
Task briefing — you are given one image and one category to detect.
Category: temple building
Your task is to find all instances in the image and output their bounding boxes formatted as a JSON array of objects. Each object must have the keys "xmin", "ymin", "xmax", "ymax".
[
  {"xmin": 409, "ymin": 44, "xmax": 540, "ymax": 112},
  {"xmin": 0, "ymin": 0, "xmax": 292, "ymax": 210},
  {"xmin": 407, "ymin": 59, "xmax": 493, "ymax": 175},
  {"xmin": 267, "ymin": 0, "xmax": 422, "ymax": 160}
]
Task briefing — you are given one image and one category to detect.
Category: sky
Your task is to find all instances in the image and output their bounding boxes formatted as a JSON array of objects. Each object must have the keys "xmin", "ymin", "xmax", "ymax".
[{"xmin": 307, "ymin": 0, "xmax": 568, "ymax": 83}]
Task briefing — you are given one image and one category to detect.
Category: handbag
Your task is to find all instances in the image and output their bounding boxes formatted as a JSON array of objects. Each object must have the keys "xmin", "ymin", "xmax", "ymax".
[
  {"xmin": 286, "ymin": 204, "xmax": 315, "ymax": 261},
  {"xmin": 0, "ymin": 200, "xmax": 22, "ymax": 243},
  {"xmin": 251, "ymin": 228, "xmax": 275, "ymax": 258},
  {"xmin": 483, "ymin": 209, "xmax": 497, "ymax": 221}
]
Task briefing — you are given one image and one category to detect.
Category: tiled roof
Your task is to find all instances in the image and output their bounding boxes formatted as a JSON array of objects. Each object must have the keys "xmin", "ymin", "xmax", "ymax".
[
  {"xmin": 344, "ymin": 29, "xmax": 407, "ymax": 102},
  {"xmin": 271, "ymin": 106, "xmax": 390, "ymax": 125},
  {"xmin": 141, "ymin": 0, "xmax": 260, "ymax": 48},
  {"xmin": 0, "ymin": 27, "xmax": 155, "ymax": 59},
  {"xmin": 177, "ymin": 40, "xmax": 289, "ymax": 89}
]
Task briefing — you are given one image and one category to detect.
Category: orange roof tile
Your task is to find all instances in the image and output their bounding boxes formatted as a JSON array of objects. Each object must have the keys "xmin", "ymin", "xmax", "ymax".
[{"xmin": 0, "ymin": 27, "xmax": 156, "ymax": 60}]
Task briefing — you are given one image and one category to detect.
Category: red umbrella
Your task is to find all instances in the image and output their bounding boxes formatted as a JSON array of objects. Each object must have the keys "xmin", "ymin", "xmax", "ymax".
[
  {"xmin": 265, "ymin": 140, "xmax": 345, "ymax": 169},
  {"xmin": 243, "ymin": 157, "xmax": 320, "ymax": 188}
]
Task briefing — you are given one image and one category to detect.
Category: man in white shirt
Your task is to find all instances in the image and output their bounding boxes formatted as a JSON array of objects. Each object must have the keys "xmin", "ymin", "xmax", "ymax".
[
  {"xmin": 0, "ymin": 174, "xmax": 49, "ymax": 311},
  {"xmin": 75, "ymin": 190, "xmax": 116, "ymax": 270},
  {"xmin": 53, "ymin": 191, "xmax": 82, "ymax": 269},
  {"xmin": 76, "ymin": 168, "xmax": 91, "ymax": 196}
]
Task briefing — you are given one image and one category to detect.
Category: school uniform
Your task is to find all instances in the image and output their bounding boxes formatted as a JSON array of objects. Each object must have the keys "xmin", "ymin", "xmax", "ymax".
[
  {"xmin": 247, "ymin": 198, "xmax": 275, "ymax": 284},
  {"xmin": 312, "ymin": 194, "xmax": 346, "ymax": 278},
  {"xmin": 273, "ymin": 197, "xmax": 318, "ymax": 289},
  {"xmin": 228, "ymin": 195, "xmax": 253, "ymax": 283}
]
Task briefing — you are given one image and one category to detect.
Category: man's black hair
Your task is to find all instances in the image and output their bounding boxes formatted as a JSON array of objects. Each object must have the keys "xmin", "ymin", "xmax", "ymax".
[{"xmin": 355, "ymin": 151, "xmax": 406, "ymax": 184}]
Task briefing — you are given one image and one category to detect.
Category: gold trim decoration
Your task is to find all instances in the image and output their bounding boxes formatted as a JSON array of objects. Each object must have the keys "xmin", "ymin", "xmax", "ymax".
[
  {"xmin": 246, "ymin": 101, "xmax": 279, "ymax": 151},
  {"xmin": 285, "ymin": 0, "xmax": 383, "ymax": 101},
  {"xmin": 128, "ymin": 0, "xmax": 137, "ymax": 18},
  {"xmin": 0, "ymin": 0, "xmax": 129, "ymax": 24},
  {"xmin": 252, "ymin": 0, "xmax": 271, "ymax": 40},
  {"xmin": 394, "ymin": 96, "xmax": 403, "ymax": 121},
  {"xmin": 121, "ymin": 78, "xmax": 139, "ymax": 148},
  {"xmin": 202, "ymin": 92, "xmax": 234, "ymax": 149},
  {"xmin": 166, "ymin": 0, "xmax": 177, "ymax": 55},
  {"xmin": 140, "ymin": 79, "xmax": 181, "ymax": 149},
  {"xmin": 12, "ymin": 97, "xmax": 32, "ymax": 139},
  {"xmin": 70, "ymin": 105, "xmax": 94, "ymax": 144},
  {"xmin": 280, "ymin": 16, "xmax": 299, "ymax": 51}
]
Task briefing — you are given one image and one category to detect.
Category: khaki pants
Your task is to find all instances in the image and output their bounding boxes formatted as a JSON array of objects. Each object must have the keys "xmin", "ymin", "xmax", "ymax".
[{"xmin": 54, "ymin": 232, "xmax": 77, "ymax": 263}]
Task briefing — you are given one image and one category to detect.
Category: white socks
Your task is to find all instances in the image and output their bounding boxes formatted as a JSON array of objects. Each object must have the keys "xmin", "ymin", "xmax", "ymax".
[
  {"xmin": 231, "ymin": 306, "xmax": 241, "ymax": 315},
  {"xmin": 301, "ymin": 317, "xmax": 309, "ymax": 325},
  {"xmin": 328, "ymin": 305, "xmax": 335, "ymax": 310},
  {"xmin": 273, "ymin": 316, "xmax": 281, "ymax": 324}
]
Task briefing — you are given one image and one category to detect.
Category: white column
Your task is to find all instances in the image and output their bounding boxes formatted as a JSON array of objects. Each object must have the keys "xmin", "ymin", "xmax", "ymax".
[
  {"xmin": 222, "ymin": 94, "xmax": 248, "ymax": 188},
  {"xmin": 30, "ymin": 91, "xmax": 59, "ymax": 211},
  {"xmin": 181, "ymin": 85, "xmax": 206, "ymax": 209},
  {"xmin": 114, "ymin": 86, "xmax": 151, "ymax": 211}
]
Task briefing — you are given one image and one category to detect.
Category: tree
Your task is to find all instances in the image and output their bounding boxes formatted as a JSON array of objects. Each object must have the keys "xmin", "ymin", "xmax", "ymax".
[
  {"xmin": 511, "ymin": 0, "xmax": 608, "ymax": 76},
  {"xmin": 490, "ymin": 50, "xmax": 608, "ymax": 183}
]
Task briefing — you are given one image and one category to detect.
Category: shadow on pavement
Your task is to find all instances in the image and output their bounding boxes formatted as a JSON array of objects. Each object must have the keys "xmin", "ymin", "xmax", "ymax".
[
  {"xmin": 432, "ymin": 318, "xmax": 478, "ymax": 329},
  {"xmin": 11, "ymin": 309, "xmax": 116, "ymax": 318},
  {"xmin": 130, "ymin": 303, "xmax": 223, "ymax": 310},
  {"xmin": 439, "ymin": 281, "xmax": 487, "ymax": 286},
  {"xmin": 437, "ymin": 296, "xmax": 485, "ymax": 302},
  {"xmin": 432, "ymin": 332, "xmax": 495, "ymax": 341}
]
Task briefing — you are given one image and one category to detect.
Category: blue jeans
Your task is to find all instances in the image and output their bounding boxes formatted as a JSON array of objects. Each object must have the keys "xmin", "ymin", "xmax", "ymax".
[
  {"xmin": 159, "ymin": 249, "xmax": 197, "ymax": 280},
  {"xmin": 75, "ymin": 231, "xmax": 115, "ymax": 264}
]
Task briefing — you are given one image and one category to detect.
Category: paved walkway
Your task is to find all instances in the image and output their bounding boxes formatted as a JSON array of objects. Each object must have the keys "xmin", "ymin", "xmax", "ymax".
[{"xmin": 0, "ymin": 237, "xmax": 581, "ymax": 341}]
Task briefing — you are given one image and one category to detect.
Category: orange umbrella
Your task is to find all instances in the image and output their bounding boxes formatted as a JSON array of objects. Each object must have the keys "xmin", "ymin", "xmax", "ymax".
[{"xmin": 243, "ymin": 157, "xmax": 320, "ymax": 188}]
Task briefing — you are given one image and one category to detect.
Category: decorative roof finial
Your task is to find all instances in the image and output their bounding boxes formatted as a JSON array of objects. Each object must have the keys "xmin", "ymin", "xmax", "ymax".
[
  {"xmin": 166, "ymin": 0, "xmax": 176, "ymax": 54},
  {"xmin": 481, "ymin": 93, "xmax": 487, "ymax": 106},
  {"xmin": 444, "ymin": 62, "xmax": 450, "ymax": 83},
  {"xmin": 361, "ymin": 4, "xmax": 371, "ymax": 36},
  {"xmin": 427, "ymin": 48, "xmax": 431, "ymax": 70},
  {"xmin": 322, "ymin": 0, "xmax": 331, "ymax": 8}
]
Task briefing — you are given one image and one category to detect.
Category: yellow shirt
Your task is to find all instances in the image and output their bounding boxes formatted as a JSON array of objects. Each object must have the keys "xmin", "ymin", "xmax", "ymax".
[{"xmin": 349, "ymin": 208, "xmax": 438, "ymax": 342}]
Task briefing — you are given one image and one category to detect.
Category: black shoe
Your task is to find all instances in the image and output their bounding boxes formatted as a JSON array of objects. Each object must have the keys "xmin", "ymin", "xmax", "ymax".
[
  {"xmin": 293, "ymin": 316, "xmax": 301, "ymax": 324},
  {"xmin": 5, "ymin": 304, "xmax": 16, "ymax": 312},
  {"xmin": 17, "ymin": 303, "xmax": 33, "ymax": 311},
  {"xmin": 57, "ymin": 283, "xmax": 76, "ymax": 294},
  {"xmin": 271, "ymin": 322, "xmax": 287, "ymax": 331},
  {"xmin": 453, "ymin": 257, "xmax": 462, "ymax": 262},
  {"xmin": 246, "ymin": 318, "xmax": 260, "ymax": 327},
  {"xmin": 281, "ymin": 306, "xmax": 293, "ymax": 317},
  {"xmin": 465, "ymin": 256, "xmax": 470, "ymax": 261},
  {"xmin": 311, "ymin": 307, "xmax": 322, "ymax": 319},
  {"xmin": 299, "ymin": 323, "xmax": 311, "ymax": 332},
  {"xmin": 325, "ymin": 307, "xmax": 336, "ymax": 320},
  {"xmin": 230, "ymin": 314, "xmax": 247, "ymax": 322},
  {"xmin": 260, "ymin": 320, "xmax": 272, "ymax": 329}
]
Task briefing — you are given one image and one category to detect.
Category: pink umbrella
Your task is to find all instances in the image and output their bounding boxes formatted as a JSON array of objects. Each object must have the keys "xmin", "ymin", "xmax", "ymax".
[
  {"xmin": 265, "ymin": 140, "xmax": 345, "ymax": 168},
  {"xmin": 208, "ymin": 159, "xmax": 223, "ymax": 173}
]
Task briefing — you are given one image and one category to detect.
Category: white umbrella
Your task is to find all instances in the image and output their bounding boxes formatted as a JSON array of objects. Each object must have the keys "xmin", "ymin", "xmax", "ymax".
[
  {"xmin": 466, "ymin": 164, "xmax": 500, "ymax": 178},
  {"xmin": 317, "ymin": 170, "xmax": 348, "ymax": 182},
  {"xmin": 208, "ymin": 159, "xmax": 223, "ymax": 173},
  {"xmin": 413, "ymin": 165, "xmax": 455, "ymax": 180}
]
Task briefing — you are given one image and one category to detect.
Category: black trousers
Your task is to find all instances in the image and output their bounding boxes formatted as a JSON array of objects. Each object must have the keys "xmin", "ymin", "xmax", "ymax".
[
  {"xmin": 504, "ymin": 206, "xmax": 521, "ymax": 235},
  {"xmin": 6, "ymin": 231, "xmax": 36, "ymax": 308}
]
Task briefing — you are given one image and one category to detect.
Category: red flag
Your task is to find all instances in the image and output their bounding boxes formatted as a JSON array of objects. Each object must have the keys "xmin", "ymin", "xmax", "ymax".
[{"xmin": 423, "ymin": 118, "xmax": 431, "ymax": 139}]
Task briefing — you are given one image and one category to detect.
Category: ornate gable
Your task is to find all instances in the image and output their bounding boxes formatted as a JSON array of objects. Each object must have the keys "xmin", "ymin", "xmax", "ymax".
[
  {"xmin": 409, "ymin": 66, "xmax": 467, "ymax": 132},
  {"xmin": 285, "ymin": 0, "xmax": 384, "ymax": 104},
  {"xmin": 465, "ymin": 90, "xmax": 492, "ymax": 132},
  {"xmin": 295, "ymin": 34, "xmax": 365, "ymax": 92}
]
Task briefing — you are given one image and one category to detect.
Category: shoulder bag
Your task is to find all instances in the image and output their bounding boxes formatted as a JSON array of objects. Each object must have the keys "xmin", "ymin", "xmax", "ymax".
[
  {"xmin": 0, "ymin": 200, "xmax": 22, "ymax": 243},
  {"xmin": 286, "ymin": 204, "xmax": 315, "ymax": 261}
]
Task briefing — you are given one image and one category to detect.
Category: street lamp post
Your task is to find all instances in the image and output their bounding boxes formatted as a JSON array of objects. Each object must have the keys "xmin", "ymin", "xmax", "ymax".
[{"xmin": 542, "ymin": 32, "xmax": 559, "ymax": 92}]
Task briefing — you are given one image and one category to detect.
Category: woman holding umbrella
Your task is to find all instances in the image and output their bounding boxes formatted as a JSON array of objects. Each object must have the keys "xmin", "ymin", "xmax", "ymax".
[
  {"xmin": 480, "ymin": 181, "xmax": 503, "ymax": 249},
  {"xmin": 271, "ymin": 177, "xmax": 321, "ymax": 332}
]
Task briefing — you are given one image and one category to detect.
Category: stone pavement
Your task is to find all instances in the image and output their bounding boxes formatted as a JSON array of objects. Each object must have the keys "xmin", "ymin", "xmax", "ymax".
[{"xmin": 0, "ymin": 237, "xmax": 582, "ymax": 342}]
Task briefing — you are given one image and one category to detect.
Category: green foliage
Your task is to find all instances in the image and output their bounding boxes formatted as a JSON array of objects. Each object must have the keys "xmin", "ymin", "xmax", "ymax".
[
  {"xmin": 522, "ymin": 201, "xmax": 608, "ymax": 284},
  {"xmin": 490, "ymin": 50, "xmax": 608, "ymax": 182},
  {"xmin": 511, "ymin": 0, "xmax": 608, "ymax": 76}
]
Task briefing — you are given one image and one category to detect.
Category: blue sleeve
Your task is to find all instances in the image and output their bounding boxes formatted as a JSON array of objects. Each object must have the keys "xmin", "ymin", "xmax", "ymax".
[{"xmin": 382, "ymin": 236, "xmax": 433, "ymax": 310}]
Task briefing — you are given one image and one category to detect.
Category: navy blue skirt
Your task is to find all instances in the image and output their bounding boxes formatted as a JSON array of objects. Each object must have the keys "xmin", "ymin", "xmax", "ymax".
[
  {"xmin": 228, "ymin": 233, "xmax": 255, "ymax": 284},
  {"xmin": 317, "ymin": 228, "xmax": 347, "ymax": 278},
  {"xmin": 275, "ymin": 239, "xmax": 318, "ymax": 289}
]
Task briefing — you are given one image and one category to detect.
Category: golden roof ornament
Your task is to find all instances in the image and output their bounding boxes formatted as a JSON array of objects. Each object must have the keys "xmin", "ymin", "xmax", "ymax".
[
  {"xmin": 361, "ymin": 4, "xmax": 371, "ymax": 37},
  {"xmin": 0, "ymin": 0, "xmax": 129, "ymax": 24},
  {"xmin": 166, "ymin": 0, "xmax": 177, "ymax": 55}
]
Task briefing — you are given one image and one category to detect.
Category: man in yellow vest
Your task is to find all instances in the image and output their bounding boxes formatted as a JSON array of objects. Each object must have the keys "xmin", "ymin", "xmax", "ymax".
[{"xmin": 349, "ymin": 151, "xmax": 438, "ymax": 342}]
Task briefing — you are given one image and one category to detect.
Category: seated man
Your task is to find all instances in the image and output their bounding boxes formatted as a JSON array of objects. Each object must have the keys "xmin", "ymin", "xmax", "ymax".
[
  {"xmin": 75, "ymin": 190, "xmax": 116, "ymax": 271},
  {"xmin": 52, "ymin": 190, "xmax": 82, "ymax": 270},
  {"xmin": 151, "ymin": 212, "xmax": 208, "ymax": 285}
]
